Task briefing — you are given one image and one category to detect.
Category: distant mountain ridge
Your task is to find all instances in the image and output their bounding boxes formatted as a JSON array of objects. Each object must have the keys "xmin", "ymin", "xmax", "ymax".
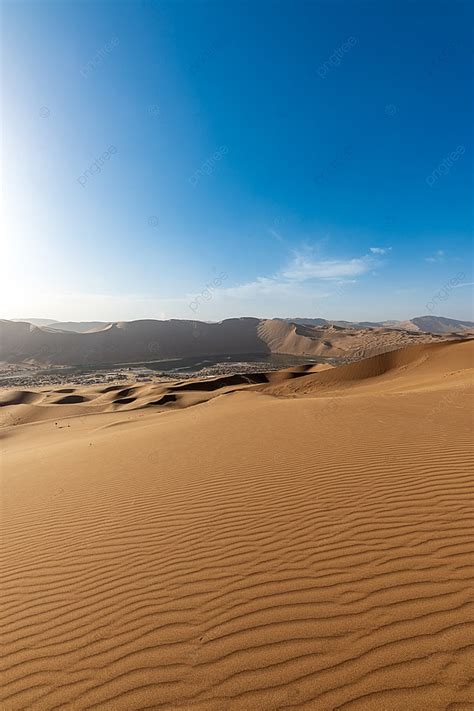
[
  {"xmin": 13, "ymin": 314, "xmax": 474, "ymax": 335},
  {"xmin": 410, "ymin": 315, "xmax": 474, "ymax": 333},
  {"xmin": 288, "ymin": 315, "xmax": 474, "ymax": 334},
  {"xmin": 1, "ymin": 316, "xmax": 471, "ymax": 367}
]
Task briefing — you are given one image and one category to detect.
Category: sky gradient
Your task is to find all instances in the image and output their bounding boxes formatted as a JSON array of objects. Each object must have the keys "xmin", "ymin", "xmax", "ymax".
[{"xmin": 1, "ymin": 0, "xmax": 473, "ymax": 322}]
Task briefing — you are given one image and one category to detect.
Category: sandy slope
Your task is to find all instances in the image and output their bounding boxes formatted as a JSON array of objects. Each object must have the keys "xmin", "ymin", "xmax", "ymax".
[{"xmin": 1, "ymin": 340, "xmax": 473, "ymax": 710}]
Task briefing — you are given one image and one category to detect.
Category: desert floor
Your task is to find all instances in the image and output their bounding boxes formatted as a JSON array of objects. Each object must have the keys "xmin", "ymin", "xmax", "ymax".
[{"xmin": 1, "ymin": 340, "xmax": 473, "ymax": 710}]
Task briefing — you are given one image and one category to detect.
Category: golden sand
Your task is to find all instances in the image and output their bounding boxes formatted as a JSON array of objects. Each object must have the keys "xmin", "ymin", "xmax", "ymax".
[{"xmin": 1, "ymin": 340, "xmax": 473, "ymax": 710}]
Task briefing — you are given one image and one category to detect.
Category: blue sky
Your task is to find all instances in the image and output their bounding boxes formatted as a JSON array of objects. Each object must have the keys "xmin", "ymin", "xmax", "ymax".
[{"xmin": 2, "ymin": 0, "xmax": 473, "ymax": 322}]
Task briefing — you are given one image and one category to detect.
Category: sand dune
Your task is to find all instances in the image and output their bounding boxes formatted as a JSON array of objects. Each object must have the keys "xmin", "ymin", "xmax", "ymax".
[
  {"xmin": 263, "ymin": 339, "xmax": 474, "ymax": 396},
  {"xmin": 291, "ymin": 315, "xmax": 474, "ymax": 334},
  {"xmin": 15, "ymin": 315, "xmax": 474, "ymax": 335},
  {"xmin": 1, "ymin": 340, "xmax": 473, "ymax": 709},
  {"xmin": 0, "ymin": 317, "xmax": 466, "ymax": 367},
  {"xmin": 0, "ymin": 362, "xmax": 333, "ymax": 428}
]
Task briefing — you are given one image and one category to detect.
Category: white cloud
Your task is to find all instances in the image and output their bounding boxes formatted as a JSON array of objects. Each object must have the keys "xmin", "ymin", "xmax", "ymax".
[
  {"xmin": 425, "ymin": 249, "xmax": 446, "ymax": 263},
  {"xmin": 281, "ymin": 254, "xmax": 374, "ymax": 281},
  {"xmin": 184, "ymin": 251, "xmax": 378, "ymax": 318},
  {"xmin": 369, "ymin": 246, "xmax": 392, "ymax": 254},
  {"xmin": 210, "ymin": 277, "xmax": 331, "ymax": 303},
  {"xmin": 5, "ymin": 249, "xmax": 386, "ymax": 322}
]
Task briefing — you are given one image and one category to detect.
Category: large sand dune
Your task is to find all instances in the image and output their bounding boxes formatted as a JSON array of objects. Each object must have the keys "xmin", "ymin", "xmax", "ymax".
[
  {"xmin": 0, "ymin": 317, "xmax": 465, "ymax": 366},
  {"xmin": 1, "ymin": 340, "xmax": 473, "ymax": 709}
]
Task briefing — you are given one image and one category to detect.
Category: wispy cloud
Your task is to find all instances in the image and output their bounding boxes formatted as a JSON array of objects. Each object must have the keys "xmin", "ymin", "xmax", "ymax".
[
  {"xmin": 281, "ymin": 254, "xmax": 374, "ymax": 281},
  {"xmin": 25, "ymin": 248, "xmax": 387, "ymax": 322},
  {"xmin": 369, "ymin": 246, "xmax": 392, "ymax": 255},
  {"xmin": 186, "ymin": 249, "xmax": 383, "ymax": 317},
  {"xmin": 216, "ymin": 277, "xmax": 332, "ymax": 301},
  {"xmin": 425, "ymin": 249, "xmax": 446, "ymax": 263},
  {"xmin": 173, "ymin": 249, "xmax": 382, "ymax": 320}
]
